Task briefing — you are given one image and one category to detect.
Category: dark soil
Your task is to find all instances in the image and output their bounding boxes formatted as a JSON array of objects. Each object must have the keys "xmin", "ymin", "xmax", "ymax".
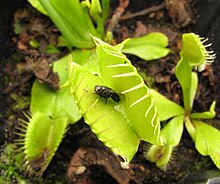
[{"xmin": 1, "ymin": 0, "xmax": 220, "ymax": 183}]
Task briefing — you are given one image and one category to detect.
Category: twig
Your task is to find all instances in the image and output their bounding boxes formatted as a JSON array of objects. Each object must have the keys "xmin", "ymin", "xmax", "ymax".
[
  {"xmin": 119, "ymin": 2, "xmax": 166, "ymax": 21},
  {"xmin": 106, "ymin": 0, "xmax": 129, "ymax": 33}
]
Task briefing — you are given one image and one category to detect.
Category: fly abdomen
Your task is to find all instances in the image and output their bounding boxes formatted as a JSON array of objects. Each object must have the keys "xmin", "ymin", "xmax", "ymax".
[{"xmin": 110, "ymin": 93, "xmax": 120, "ymax": 102}]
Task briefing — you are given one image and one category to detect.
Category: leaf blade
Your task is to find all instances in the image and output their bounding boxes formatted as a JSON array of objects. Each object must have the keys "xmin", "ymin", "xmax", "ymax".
[
  {"xmin": 161, "ymin": 115, "xmax": 184, "ymax": 146},
  {"xmin": 30, "ymin": 56, "xmax": 82, "ymax": 123},
  {"xmin": 194, "ymin": 121, "xmax": 220, "ymax": 169},
  {"xmin": 150, "ymin": 89, "xmax": 184, "ymax": 121},
  {"xmin": 175, "ymin": 58, "xmax": 192, "ymax": 112},
  {"xmin": 122, "ymin": 32, "xmax": 170, "ymax": 60}
]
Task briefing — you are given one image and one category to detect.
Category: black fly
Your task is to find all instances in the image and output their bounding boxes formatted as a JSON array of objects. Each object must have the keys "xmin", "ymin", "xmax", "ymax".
[{"xmin": 94, "ymin": 85, "xmax": 120, "ymax": 103}]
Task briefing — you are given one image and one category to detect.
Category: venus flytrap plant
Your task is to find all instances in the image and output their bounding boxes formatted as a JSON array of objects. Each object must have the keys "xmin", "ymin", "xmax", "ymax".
[
  {"xmin": 14, "ymin": 0, "xmax": 171, "ymax": 176},
  {"xmin": 14, "ymin": 33, "xmax": 168, "ymax": 175},
  {"xmin": 146, "ymin": 33, "xmax": 219, "ymax": 170},
  {"xmin": 11, "ymin": 0, "xmax": 220, "ymax": 179}
]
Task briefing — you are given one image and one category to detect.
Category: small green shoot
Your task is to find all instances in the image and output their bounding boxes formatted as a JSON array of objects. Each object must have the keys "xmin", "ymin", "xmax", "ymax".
[
  {"xmin": 0, "ymin": 144, "xmax": 26, "ymax": 183},
  {"xmin": 28, "ymin": 39, "xmax": 40, "ymax": 49}
]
